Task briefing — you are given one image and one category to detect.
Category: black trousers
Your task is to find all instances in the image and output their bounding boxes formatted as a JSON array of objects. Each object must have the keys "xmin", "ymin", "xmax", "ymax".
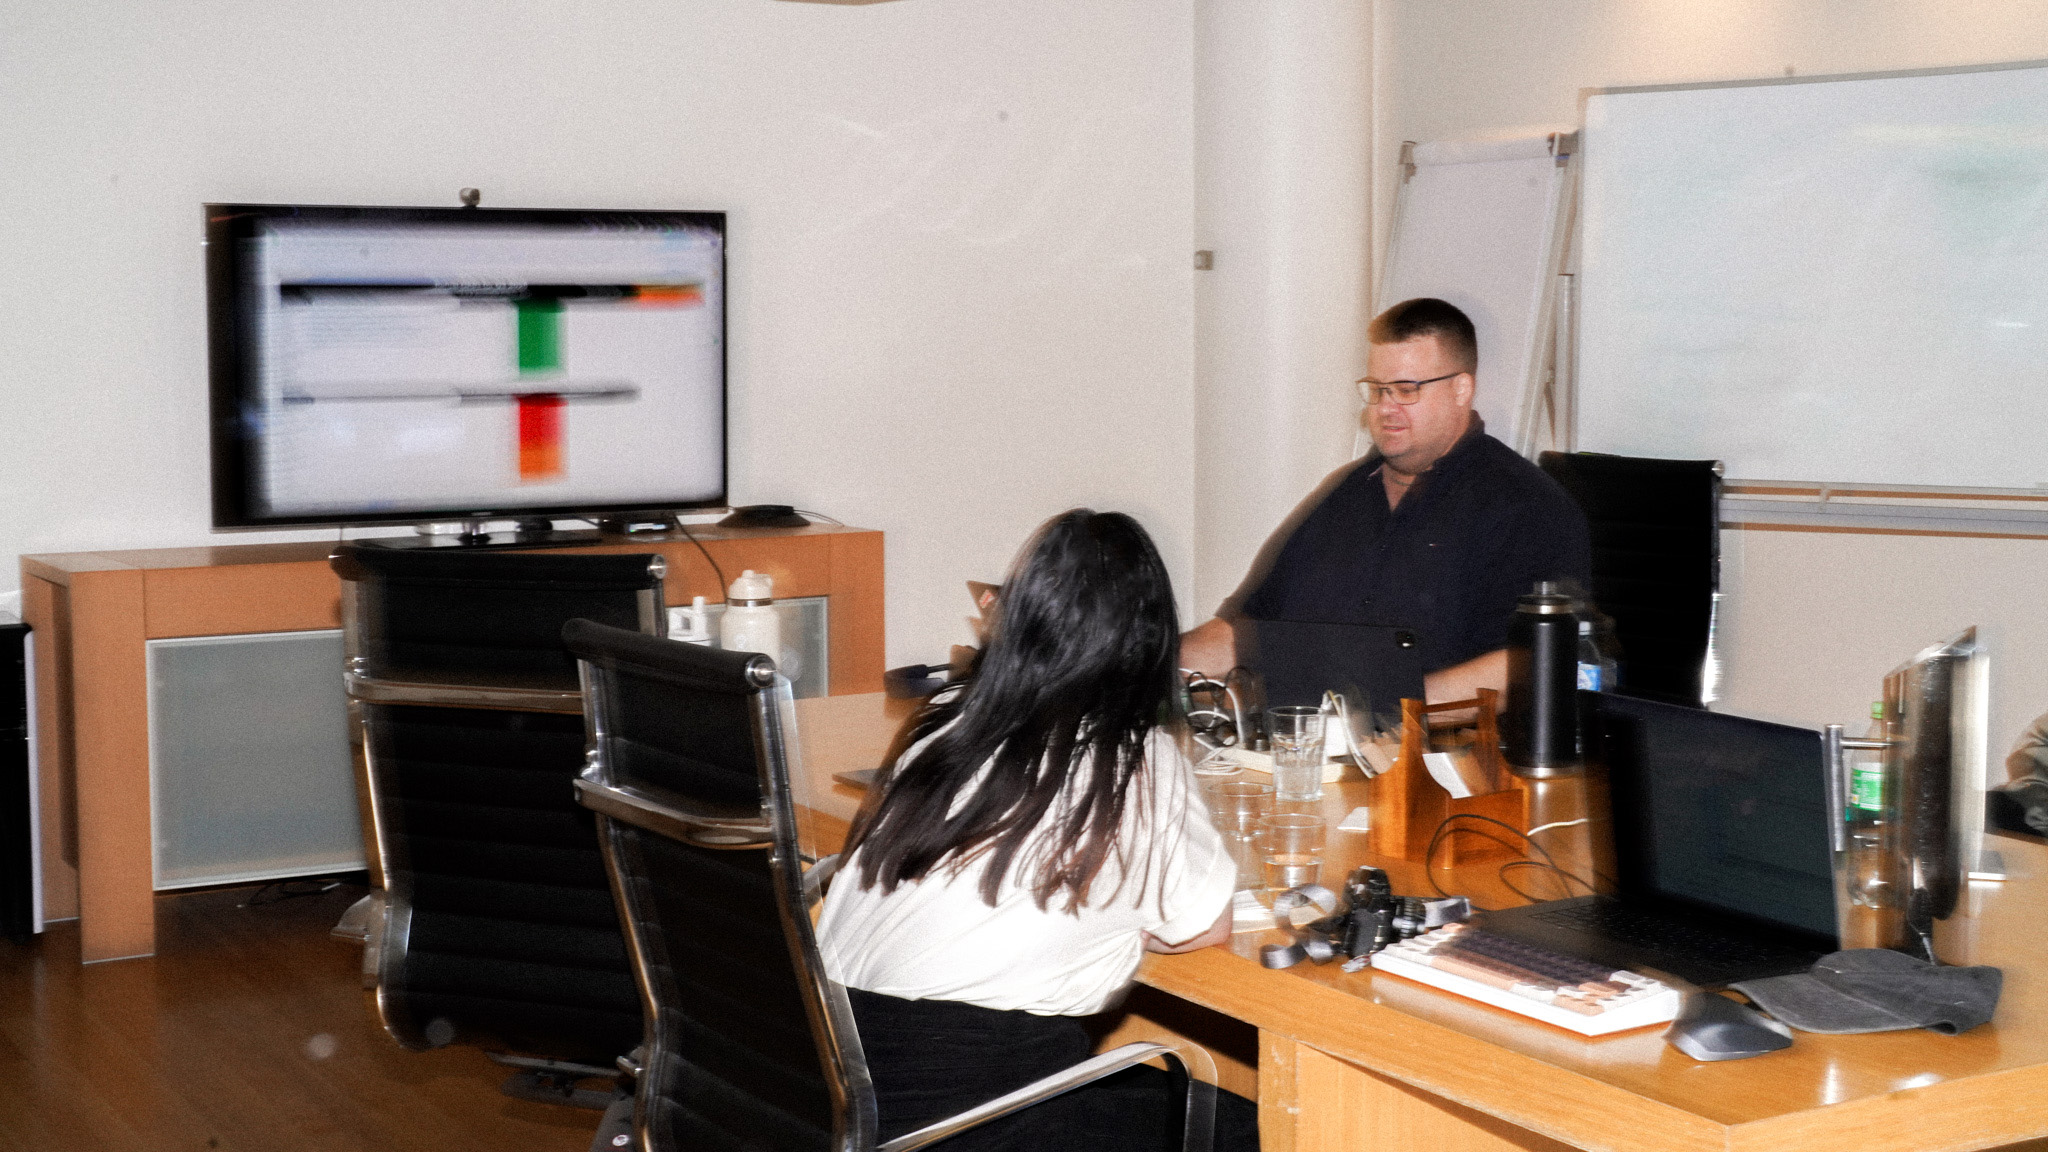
[{"xmin": 847, "ymin": 988, "xmax": 1257, "ymax": 1152}]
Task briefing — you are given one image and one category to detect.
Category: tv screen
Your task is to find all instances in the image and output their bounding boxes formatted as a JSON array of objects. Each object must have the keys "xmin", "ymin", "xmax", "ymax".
[{"xmin": 207, "ymin": 203, "xmax": 726, "ymax": 528}]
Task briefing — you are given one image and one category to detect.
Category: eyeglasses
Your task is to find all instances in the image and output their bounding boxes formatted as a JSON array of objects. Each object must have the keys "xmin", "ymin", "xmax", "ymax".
[{"xmin": 1355, "ymin": 371, "xmax": 1463, "ymax": 406}]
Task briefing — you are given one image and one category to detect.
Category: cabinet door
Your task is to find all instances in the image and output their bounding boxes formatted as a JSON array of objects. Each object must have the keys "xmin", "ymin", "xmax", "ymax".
[{"xmin": 147, "ymin": 630, "xmax": 363, "ymax": 889}]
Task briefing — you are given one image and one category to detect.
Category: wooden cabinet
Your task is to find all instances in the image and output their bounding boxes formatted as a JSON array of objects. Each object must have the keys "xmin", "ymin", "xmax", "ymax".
[{"xmin": 20, "ymin": 525, "xmax": 884, "ymax": 963}]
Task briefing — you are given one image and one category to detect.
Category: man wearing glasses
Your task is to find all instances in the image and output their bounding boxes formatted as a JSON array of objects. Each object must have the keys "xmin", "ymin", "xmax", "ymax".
[{"xmin": 1182, "ymin": 297, "xmax": 1589, "ymax": 706}]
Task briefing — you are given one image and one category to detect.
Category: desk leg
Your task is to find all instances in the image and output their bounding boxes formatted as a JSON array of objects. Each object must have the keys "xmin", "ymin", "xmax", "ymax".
[
  {"xmin": 1266, "ymin": 1037, "xmax": 1576, "ymax": 1152},
  {"xmin": 70, "ymin": 569, "xmax": 154, "ymax": 963},
  {"xmin": 1258, "ymin": 1031, "xmax": 1299, "ymax": 1152}
]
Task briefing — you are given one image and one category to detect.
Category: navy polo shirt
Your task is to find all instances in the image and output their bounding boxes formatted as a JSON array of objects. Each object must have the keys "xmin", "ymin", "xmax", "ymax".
[{"xmin": 1231, "ymin": 420, "xmax": 1590, "ymax": 675}]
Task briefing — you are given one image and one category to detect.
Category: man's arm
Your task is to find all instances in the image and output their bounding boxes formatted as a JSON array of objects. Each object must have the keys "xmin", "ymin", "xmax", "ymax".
[
  {"xmin": 1179, "ymin": 617, "xmax": 1238, "ymax": 677},
  {"xmin": 1424, "ymin": 648, "xmax": 1508, "ymax": 706}
]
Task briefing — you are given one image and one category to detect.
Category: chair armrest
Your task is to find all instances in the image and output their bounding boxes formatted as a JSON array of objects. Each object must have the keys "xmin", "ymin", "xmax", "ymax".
[{"xmin": 878, "ymin": 1040, "xmax": 1217, "ymax": 1152}]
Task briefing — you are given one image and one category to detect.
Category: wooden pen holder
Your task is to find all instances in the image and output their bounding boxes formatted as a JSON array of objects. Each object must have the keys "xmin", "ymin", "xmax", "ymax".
[{"xmin": 1369, "ymin": 688, "xmax": 1529, "ymax": 866}]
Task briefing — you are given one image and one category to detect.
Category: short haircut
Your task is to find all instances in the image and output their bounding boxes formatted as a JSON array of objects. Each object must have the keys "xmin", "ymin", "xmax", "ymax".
[{"xmin": 1369, "ymin": 297, "xmax": 1477, "ymax": 374}]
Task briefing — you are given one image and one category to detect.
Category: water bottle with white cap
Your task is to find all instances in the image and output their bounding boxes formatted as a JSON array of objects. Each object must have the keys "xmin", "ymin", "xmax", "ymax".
[{"xmin": 718, "ymin": 569, "xmax": 782, "ymax": 663}]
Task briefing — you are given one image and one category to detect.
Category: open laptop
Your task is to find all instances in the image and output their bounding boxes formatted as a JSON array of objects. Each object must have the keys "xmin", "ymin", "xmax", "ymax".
[
  {"xmin": 1479, "ymin": 693, "xmax": 1840, "ymax": 987},
  {"xmin": 1244, "ymin": 620, "xmax": 1426, "ymax": 728}
]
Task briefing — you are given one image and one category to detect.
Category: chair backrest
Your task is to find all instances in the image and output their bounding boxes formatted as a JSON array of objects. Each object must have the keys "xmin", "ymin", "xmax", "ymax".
[
  {"xmin": 332, "ymin": 546, "xmax": 667, "ymax": 1058},
  {"xmin": 334, "ymin": 545, "xmax": 668, "ymax": 692},
  {"xmin": 565, "ymin": 618, "xmax": 876, "ymax": 1152},
  {"xmin": 1537, "ymin": 452, "xmax": 1721, "ymax": 708}
]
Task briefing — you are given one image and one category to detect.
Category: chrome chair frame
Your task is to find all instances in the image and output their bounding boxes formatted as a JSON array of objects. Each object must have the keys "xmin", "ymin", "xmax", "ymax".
[{"xmin": 568, "ymin": 621, "xmax": 1217, "ymax": 1152}]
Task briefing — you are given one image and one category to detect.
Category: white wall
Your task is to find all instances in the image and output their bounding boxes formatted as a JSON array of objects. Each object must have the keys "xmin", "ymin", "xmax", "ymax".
[
  {"xmin": 1376, "ymin": 0, "xmax": 2048, "ymax": 755},
  {"xmin": 1191, "ymin": 1, "xmax": 1373, "ymax": 616},
  {"xmin": 0, "ymin": 0, "xmax": 1196, "ymax": 665}
]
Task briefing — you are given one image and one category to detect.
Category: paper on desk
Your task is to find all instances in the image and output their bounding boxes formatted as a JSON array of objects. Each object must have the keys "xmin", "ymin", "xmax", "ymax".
[
  {"xmin": 1231, "ymin": 889, "xmax": 1277, "ymax": 933},
  {"xmin": 1423, "ymin": 752, "xmax": 1474, "ymax": 799},
  {"xmin": 1336, "ymin": 806, "xmax": 1372, "ymax": 833}
]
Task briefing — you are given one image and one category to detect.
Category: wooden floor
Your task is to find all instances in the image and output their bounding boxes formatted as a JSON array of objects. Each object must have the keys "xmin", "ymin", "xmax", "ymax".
[{"xmin": 0, "ymin": 883, "xmax": 605, "ymax": 1152}]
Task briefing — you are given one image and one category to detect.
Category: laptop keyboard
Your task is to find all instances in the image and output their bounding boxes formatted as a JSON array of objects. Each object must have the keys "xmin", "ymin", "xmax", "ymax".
[{"xmin": 1526, "ymin": 900, "xmax": 1791, "ymax": 966}]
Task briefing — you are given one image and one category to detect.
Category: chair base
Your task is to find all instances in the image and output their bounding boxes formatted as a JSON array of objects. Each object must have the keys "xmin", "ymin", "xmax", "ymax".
[{"xmin": 490, "ymin": 1053, "xmax": 625, "ymax": 1112}]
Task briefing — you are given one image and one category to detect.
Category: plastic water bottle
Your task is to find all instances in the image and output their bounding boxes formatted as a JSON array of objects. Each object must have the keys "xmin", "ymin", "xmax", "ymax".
[
  {"xmin": 1576, "ymin": 619, "xmax": 1605, "ymax": 691},
  {"xmin": 667, "ymin": 596, "xmax": 714, "ymax": 646},
  {"xmin": 718, "ymin": 569, "xmax": 782, "ymax": 663},
  {"xmin": 1848, "ymin": 701, "xmax": 1892, "ymax": 908}
]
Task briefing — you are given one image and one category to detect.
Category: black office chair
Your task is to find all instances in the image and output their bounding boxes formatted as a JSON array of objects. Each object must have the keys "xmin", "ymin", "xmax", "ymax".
[
  {"xmin": 563, "ymin": 618, "xmax": 1217, "ymax": 1152},
  {"xmin": 1537, "ymin": 452, "xmax": 1722, "ymax": 708},
  {"xmin": 329, "ymin": 545, "xmax": 667, "ymax": 1101}
]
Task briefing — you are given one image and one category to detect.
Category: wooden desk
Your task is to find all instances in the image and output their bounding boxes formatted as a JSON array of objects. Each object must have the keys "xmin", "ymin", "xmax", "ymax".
[
  {"xmin": 788, "ymin": 693, "xmax": 2048, "ymax": 1152},
  {"xmin": 22, "ymin": 524, "xmax": 884, "ymax": 963}
]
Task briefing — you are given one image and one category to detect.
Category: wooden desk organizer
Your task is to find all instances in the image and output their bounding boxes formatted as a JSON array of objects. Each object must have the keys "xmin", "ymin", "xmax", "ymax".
[{"xmin": 1369, "ymin": 688, "xmax": 1529, "ymax": 865}]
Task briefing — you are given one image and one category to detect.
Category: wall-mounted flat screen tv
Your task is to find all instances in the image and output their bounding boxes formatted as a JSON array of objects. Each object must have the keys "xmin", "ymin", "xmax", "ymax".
[{"xmin": 207, "ymin": 203, "xmax": 726, "ymax": 529}]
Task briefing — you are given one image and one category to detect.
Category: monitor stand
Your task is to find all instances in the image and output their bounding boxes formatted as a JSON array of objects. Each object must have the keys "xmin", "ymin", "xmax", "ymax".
[{"xmin": 357, "ymin": 517, "xmax": 606, "ymax": 551}]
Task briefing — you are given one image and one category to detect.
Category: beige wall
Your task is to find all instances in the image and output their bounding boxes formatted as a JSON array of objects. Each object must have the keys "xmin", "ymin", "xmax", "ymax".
[
  {"xmin": 0, "ymin": 0, "xmax": 1196, "ymax": 667},
  {"xmin": 1192, "ymin": 1, "xmax": 1375, "ymax": 615},
  {"xmin": 1375, "ymin": 0, "xmax": 2048, "ymax": 752}
]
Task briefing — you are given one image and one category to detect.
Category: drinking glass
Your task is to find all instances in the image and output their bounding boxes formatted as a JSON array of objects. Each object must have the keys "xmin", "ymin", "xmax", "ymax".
[
  {"xmin": 1256, "ymin": 812, "xmax": 1327, "ymax": 891},
  {"xmin": 1205, "ymin": 780, "xmax": 1275, "ymax": 840},
  {"xmin": 1204, "ymin": 780, "xmax": 1274, "ymax": 890},
  {"xmin": 1267, "ymin": 705, "xmax": 1326, "ymax": 801}
]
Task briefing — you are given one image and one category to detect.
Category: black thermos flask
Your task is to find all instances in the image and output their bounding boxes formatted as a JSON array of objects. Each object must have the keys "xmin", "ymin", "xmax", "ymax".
[{"xmin": 1503, "ymin": 581, "xmax": 1580, "ymax": 778}]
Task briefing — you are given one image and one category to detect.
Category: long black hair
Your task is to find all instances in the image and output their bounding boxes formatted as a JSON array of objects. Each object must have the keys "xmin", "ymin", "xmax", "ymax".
[{"xmin": 843, "ymin": 509, "xmax": 1183, "ymax": 911}]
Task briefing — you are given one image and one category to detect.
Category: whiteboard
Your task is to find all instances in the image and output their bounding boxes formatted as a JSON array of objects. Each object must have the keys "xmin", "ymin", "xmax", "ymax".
[
  {"xmin": 1578, "ymin": 63, "xmax": 2048, "ymax": 489},
  {"xmin": 1377, "ymin": 136, "xmax": 1575, "ymax": 457}
]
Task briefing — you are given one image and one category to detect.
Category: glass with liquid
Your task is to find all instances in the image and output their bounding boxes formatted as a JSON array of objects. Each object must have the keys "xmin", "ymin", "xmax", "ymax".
[
  {"xmin": 1267, "ymin": 705, "xmax": 1326, "ymax": 802},
  {"xmin": 1257, "ymin": 812, "xmax": 1327, "ymax": 891}
]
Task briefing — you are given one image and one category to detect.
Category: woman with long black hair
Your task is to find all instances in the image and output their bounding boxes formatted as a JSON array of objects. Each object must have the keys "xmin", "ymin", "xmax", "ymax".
[{"xmin": 816, "ymin": 509, "xmax": 1250, "ymax": 1150}]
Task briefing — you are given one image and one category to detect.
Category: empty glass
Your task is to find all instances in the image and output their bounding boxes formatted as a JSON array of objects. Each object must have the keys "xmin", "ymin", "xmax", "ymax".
[
  {"xmin": 1205, "ymin": 780, "xmax": 1275, "ymax": 890},
  {"xmin": 1205, "ymin": 780, "xmax": 1275, "ymax": 840}
]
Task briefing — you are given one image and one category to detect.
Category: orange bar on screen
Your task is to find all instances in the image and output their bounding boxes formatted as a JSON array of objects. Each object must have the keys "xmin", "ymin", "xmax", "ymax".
[
  {"xmin": 632, "ymin": 284, "xmax": 703, "ymax": 307},
  {"xmin": 517, "ymin": 393, "xmax": 565, "ymax": 481}
]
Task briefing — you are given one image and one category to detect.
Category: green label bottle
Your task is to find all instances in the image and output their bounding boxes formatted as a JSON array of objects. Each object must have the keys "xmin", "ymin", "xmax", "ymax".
[{"xmin": 1849, "ymin": 700, "xmax": 1886, "ymax": 815}]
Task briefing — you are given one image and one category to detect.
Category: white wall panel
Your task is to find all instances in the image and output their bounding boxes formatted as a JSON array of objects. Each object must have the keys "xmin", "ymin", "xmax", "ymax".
[{"xmin": 1192, "ymin": 0, "xmax": 1373, "ymax": 615}]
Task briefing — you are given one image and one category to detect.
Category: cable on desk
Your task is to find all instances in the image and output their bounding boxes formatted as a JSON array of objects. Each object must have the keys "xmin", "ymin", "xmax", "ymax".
[
  {"xmin": 1497, "ymin": 858, "xmax": 1596, "ymax": 903},
  {"xmin": 1422, "ymin": 812, "xmax": 1596, "ymax": 908}
]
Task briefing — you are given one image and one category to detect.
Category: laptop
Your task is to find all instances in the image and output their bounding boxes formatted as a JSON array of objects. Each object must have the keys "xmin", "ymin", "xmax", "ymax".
[
  {"xmin": 1479, "ymin": 693, "xmax": 1840, "ymax": 987},
  {"xmin": 1244, "ymin": 619, "xmax": 1426, "ymax": 728}
]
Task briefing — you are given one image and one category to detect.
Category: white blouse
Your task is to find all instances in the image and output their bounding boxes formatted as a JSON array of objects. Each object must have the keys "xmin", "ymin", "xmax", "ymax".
[{"xmin": 817, "ymin": 729, "xmax": 1237, "ymax": 1016}]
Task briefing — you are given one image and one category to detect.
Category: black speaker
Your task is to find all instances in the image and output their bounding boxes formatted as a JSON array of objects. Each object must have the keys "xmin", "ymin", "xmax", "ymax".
[{"xmin": 0, "ymin": 614, "xmax": 32, "ymax": 942}]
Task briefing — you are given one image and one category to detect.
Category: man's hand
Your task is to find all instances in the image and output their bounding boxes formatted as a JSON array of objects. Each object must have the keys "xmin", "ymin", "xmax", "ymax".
[
  {"xmin": 1144, "ymin": 902, "xmax": 1234, "ymax": 954},
  {"xmin": 1179, "ymin": 617, "xmax": 1239, "ymax": 679}
]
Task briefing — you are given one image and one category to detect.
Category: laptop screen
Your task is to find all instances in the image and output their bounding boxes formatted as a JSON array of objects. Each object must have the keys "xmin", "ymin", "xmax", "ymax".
[
  {"xmin": 1245, "ymin": 619, "xmax": 1425, "ymax": 723},
  {"xmin": 1594, "ymin": 694, "xmax": 1839, "ymax": 941}
]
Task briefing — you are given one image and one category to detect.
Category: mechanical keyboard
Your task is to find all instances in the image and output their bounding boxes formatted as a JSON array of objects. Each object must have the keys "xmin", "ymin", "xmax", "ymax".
[{"xmin": 1369, "ymin": 923, "xmax": 1681, "ymax": 1036}]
